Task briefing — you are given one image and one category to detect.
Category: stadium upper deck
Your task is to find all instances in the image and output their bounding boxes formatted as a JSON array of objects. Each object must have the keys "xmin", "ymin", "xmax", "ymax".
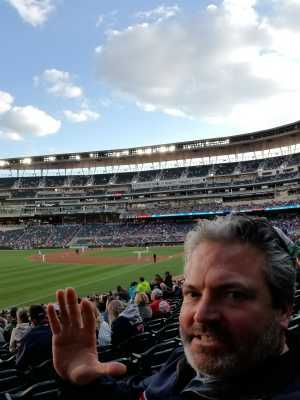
[
  {"xmin": 1, "ymin": 120, "xmax": 300, "ymax": 172},
  {"xmin": 0, "ymin": 121, "xmax": 300, "ymax": 225}
]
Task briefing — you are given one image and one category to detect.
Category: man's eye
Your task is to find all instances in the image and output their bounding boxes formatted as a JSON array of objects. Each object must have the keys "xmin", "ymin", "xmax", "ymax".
[
  {"xmin": 226, "ymin": 291, "xmax": 247, "ymax": 301},
  {"xmin": 184, "ymin": 291, "xmax": 199, "ymax": 299}
]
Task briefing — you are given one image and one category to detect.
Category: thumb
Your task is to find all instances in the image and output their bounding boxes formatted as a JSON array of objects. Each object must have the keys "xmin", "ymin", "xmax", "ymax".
[
  {"xmin": 100, "ymin": 361, "xmax": 127, "ymax": 377},
  {"xmin": 69, "ymin": 361, "xmax": 127, "ymax": 385}
]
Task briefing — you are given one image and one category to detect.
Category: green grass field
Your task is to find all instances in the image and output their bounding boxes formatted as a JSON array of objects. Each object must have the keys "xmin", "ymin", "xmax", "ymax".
[{"xmin": 0, "ymin": 246, "xmax": 184, "ymax": 309}]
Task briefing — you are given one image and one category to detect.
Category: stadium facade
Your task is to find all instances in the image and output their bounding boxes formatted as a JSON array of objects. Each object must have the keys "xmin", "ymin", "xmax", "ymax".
[{"xmin": 0, "ymin": 121, "xmax": 300, "ymax": 248}]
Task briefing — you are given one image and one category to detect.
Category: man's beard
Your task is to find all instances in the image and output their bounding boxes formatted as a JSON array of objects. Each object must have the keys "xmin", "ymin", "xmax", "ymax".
[{"xmin": 180, "ymin": 318, "xmax": 284, "ymax": 378}]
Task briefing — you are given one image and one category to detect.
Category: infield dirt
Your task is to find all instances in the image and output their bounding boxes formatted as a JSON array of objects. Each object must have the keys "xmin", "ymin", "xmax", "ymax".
[{"xmin": 28, "ymin": 249, "xmax": 180, "ymax": 266}]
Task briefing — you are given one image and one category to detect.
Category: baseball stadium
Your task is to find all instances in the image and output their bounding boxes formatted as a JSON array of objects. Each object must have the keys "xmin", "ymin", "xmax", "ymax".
[{"xmin": 0, "ymin": 120, "xmax": 300, "ymax": 308}]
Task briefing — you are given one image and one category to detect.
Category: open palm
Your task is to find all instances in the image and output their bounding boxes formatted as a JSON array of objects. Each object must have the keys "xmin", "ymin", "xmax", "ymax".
[{"xmin": 47, "ymin": 288, "xmax": 126, "ymax": 385}]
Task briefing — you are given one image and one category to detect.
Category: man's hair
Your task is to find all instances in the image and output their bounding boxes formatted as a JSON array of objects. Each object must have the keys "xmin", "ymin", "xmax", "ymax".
[
  {"xmin": 107, "ymin": 300, "xmax": 126, "ymax": 325},
  {"xmin": 10, "ymin": 307, "xmax": 18, "ymax": 319},
  {"xmin": 17, "ymin": 308, "xmax": 29, "ymax": 324},
  {"xmin": 140, "ymin": 277, "xmax": 145, "ymax": 282},
  {"xmin": 151, "ymin": 288, "xmax": 163, "ymax": 299},
  {"xmin": 29, "ymin": 305, "xmax": 46, "ymax": 324},
  {"xmin": 184, "ymin": 215, "xmax": 296, "ymax": 309}
]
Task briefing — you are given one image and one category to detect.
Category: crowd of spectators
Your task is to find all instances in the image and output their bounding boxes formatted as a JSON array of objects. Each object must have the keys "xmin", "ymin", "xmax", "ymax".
[
  {"xmin": 0, "ymin": 270, "xmax": 183, "ymax": 372},
  {"xmin": 138, "ymin": 197, "xmax": 300, "ymax": 215},
  {"xmin": 0, "ymin": 224, "xmax": 80, "ymax": 249},
  {"xmin": 1, "ymin": 207, "xmax": 300, "ymax": 249},
  {"xmin": 74, "ymin": 222, "xmax": 192, "ymax": 248},
  {"xmin": 1, "ymin": 216, "xmax": 300, "ymax": 399}
]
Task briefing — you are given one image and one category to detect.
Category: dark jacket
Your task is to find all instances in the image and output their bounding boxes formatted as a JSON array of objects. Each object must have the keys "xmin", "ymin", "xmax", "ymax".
[
  {"xmin": 111, "ymin": 304, "xmax": 144, "ymax": 346},
  {"xmin": 59, "ymin": 338, "xmax": 300, "ymax": 400},
  {"xmin": 16, "ymin": 324, "xmax": 52, "ymax": 370}
]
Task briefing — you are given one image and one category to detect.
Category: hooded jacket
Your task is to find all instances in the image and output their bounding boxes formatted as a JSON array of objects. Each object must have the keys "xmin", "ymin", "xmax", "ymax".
[{"xmin": 111, "ymin": 303, "xmax": 144, "ymax": 346}]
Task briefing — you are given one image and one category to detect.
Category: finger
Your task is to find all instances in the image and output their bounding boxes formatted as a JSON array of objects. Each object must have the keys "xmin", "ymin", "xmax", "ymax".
[
  {"xmin": 100, "ymin": 361, "xmax": 127, "ymax": 377},
  {"xmin": 47, "ymin": 303, "xmax": 61, "ymax": 335},
  {"xmin": 56, "ymin": 289, "xmax": 70, "ymax": 326},
  {"xmin": 66, "ymin": 287, "xmax": 83, "ymax": 329},
  {"xmin": 81, "ymin": 299, "xmax": 96, "ymax": 333}
]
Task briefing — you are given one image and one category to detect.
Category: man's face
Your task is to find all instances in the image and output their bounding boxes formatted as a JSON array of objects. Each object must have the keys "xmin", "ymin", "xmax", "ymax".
[{"xmin": 179, "ymin": 240, "xmax": 290, "ymax": 377}]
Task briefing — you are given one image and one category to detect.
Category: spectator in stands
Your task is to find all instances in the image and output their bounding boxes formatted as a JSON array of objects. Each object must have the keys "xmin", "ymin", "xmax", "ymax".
[
  {"xmin": 16, "ymin": 304, "xmax": 52, "ymax": 370},
  {"xmin": 0, "ymin": 328, "xmax": 4, "ymax": 344},
  {"xmin": 0, "ymin": 311, "xmax": 7, "ymax": 343},
  {"xmin": 98, "ymin": 314, "xmax": 111, "ymax": 347},
  {"xmin": 172, "ymin": 281, "xmax": 183, "ymax": 298},
  {"xmin": 3, "ymin": 306, "xmax": 17, "ymax": 343},
  {"xmin": 115, "ymin": 285, "xmax": 129, "ymax": 302},
  {"xmin": 97, "ymin": 295, "xmax": 109, "ymax": 324},
  {"xmin": 295, "ymin": 252, "xmax": 300, "ymax": 289},
  {"xmin": 151, "ymin": 274, "xmax": 169, "ymax": 295},
  {"xmin": 0, "ymin": 311, "xmax": 7, "ymax": 330},
  {"xmin": 151, "ymin": 274, "xmax": 163, "ymax": 289},
  {"xmin": 164, "ymin": 271, "xmax": 173, "ymax": 289},
  {"xmin": 128, "ymin": 282, "xmax": 137, "ymax": 301},
  {"xmin": 90, "ymin": 301, "xmax": 111, "ymax": 347},
  {"xmin": 107, "ymin": 300, "xmax": 143, "ymax": 346},
  {"xmin": 136, "ymin": 277, "xmax": 151, "ymax": 295},
  {"xmin": 9, "ymin": 308, "xmax": 31, "ymax": 353},
  {"xmin": 48, "ymin": 215, "xmax": 300, "ymax": 399},
  {"xmin": 150, "ymin": 288, "xmax": 171, "ymax": 317},
  {"xmin": 134, "ymin": 293, "xmax": 152, "ymax": 321}
]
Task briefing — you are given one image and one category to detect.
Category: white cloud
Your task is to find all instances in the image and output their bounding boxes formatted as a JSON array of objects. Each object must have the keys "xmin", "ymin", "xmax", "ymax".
[
  {"xmin": 136, "ymin": 5, "xmax": 180, "ymax": 23},
  {"xmin": 0, "ymin": 131, "xmax": 23, "ymax": 141},
  {"xmin": 96, "ymin": 15, "xmax": 104, "ymax": 27},
  {"xmin": 0, "ymin": 91, "xmax": 14, "ymax": 114},
  {"xmin": 1, "ymin": 105, "xmax": 61, "ymax": 139},
  {"xmin": 94, "ymin": 0, "xmax": 300, "ymax": 131},
  {"xmin": 36, "ymin": 69, "xmax": 83, "ymax": 98},
  {"xmin": 266, "ymin": 0, "xmax": 300, "ymax": 32},
  {"xmin": 64, "ymin": 108, "xmax": 100, "ymax": 123},
  {"xmin": 136, "ymin": 101, "xmax": 189, "ymax": 117},
  {"xmin": 94, "ymin": 46, "xmax": 103, "ymax": 54},
  {"xmin": 163, "ymin": 108, "xmax": 188, "ymax": 118},
  {"xmin": 136, "ymin": 101, "xmax": 157, "ymax": 112},
  {"xmin": 207, "ymin": 4, "xmax": 219, "ymax": 13},
  {"xmin": 6, "ymin": 0, "xmax": 55, "ymax": 27}
]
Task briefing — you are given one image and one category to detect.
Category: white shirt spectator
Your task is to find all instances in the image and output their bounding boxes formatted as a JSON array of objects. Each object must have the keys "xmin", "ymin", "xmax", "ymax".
[
  {"xmin": 9, "ymin": 322, "xmax": 31, "ymax": 353},
  {"xmin": 98, "ymin": 315, "xmax": 111, "ymax": 347}
]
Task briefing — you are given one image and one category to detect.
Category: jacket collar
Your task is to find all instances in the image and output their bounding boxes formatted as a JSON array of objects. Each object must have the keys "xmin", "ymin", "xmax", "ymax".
[{"xmin": 175, "ymin": 342, "xmax": 300, "ymax": 400}]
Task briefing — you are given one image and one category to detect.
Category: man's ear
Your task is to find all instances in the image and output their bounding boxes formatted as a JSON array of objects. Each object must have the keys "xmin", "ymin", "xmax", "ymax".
[{"xmin": 277, "ymin": 304, "xmax": 293, "ymax": 329}]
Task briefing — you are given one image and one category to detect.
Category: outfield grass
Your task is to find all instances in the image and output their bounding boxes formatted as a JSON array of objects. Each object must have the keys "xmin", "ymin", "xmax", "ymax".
[{"xmin": 0, "ymin": 246, "xmax": 184, "ymax": 309}]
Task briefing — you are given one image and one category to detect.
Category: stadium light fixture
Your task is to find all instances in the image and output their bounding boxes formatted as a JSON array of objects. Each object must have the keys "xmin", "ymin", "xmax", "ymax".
[
  {"xmin": 159, "ymin": 146, "xmax": 167, "ymax": 153},
  {"xmin": 20, "ymin": 158, "xmax": 32, "ymax": 165},
  {"xmin": 69, "ymin": 155, "xmax": 81, "ymax": 161},
  {"xmin": 44, "ymin": 156, "xmax": 56, "ymax": 162}
]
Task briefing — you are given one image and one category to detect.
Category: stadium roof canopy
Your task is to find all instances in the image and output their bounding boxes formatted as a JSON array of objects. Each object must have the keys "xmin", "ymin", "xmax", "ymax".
[{"xmin": 1, "ymin": 120, "xmax": 300, "ymax": 172}]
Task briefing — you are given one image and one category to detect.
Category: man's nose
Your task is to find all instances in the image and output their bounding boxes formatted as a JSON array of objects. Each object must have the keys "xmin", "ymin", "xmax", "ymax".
[{"xmin": 193, "ymin": 293, "xmax": 220, "ymax": 323}]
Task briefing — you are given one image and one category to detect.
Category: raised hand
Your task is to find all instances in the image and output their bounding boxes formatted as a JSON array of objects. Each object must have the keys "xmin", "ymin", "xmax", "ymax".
[{"xmin": 47, "ymin": 288, "xmax": 127, "ymax": 385}]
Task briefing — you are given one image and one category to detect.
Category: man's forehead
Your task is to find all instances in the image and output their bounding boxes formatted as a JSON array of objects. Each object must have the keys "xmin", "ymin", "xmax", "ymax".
[
  {"xmin": 187, "ymin": 240, "xmax": 264, "ymax": 263},
  {"xmin": 184, "ymin": 240, "xmax": 266, "ymax": 281}
]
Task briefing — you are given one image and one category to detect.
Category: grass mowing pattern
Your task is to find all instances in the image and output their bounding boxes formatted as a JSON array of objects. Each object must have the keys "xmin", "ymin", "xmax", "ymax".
[{"xmin": 0, "ymin": 246, "xmax": 184, "ymax": 309}]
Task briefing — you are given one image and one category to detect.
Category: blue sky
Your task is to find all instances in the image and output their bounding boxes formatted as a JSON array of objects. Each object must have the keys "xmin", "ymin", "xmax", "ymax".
[{"xmin": 1, "ymin": 0, "xmax": 300, "ymax": 158}]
